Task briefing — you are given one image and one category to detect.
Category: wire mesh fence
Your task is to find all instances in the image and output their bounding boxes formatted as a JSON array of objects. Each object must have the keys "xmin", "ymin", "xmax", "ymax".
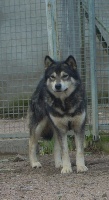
[
  {"xmin": 81, "ymin": 0, "xmax": 109, "ymax": 134},
  {"xmin": 0, "ymin": 0, "xmax": 48, "ymax": 134},
  {"xmin": 95, "ymin": 0, "xmax": 109, "ymax": 129},
  {"xmin": 0, "ymin": 0, "xmax": 109, "ymax": 137}
]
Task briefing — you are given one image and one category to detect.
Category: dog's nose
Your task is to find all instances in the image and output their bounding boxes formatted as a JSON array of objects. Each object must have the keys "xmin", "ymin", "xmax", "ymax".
[{"xmin": 55, "ymin": 83, "xmax": 61, "ymax": 90}]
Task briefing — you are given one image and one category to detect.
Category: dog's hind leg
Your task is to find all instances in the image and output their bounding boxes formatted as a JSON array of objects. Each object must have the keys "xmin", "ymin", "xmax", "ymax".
[
  {"xmin": 29, "ymin": 128, "xmax": 42, "ymax": 168},
  {"xmin": 29, "ymin": 118, "xmax": 47, "ymax": 168}
]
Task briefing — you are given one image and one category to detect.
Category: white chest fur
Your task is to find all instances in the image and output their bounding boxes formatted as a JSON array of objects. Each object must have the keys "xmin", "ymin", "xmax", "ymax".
[{"xmin": 50, "ymin": 111, "xmax": 86, "ymax": 132}]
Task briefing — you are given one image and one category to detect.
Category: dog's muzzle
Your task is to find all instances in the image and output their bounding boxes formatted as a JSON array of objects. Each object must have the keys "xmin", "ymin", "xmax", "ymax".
[
  {"xmin": 55, "ymin": 83, "xmax": 68, "ymax": 92},
  {"xmin": 55, "ymin": 83, "xmax": 61, "ymax": 91}
]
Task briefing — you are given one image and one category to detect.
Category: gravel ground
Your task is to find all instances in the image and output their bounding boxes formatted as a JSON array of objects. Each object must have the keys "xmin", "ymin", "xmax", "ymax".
[{"xmin": 0, "ymin": 152, "xmax": 109, "ymax": 200}]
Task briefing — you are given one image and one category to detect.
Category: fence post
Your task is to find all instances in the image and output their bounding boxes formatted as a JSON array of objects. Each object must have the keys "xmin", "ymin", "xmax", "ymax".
[
  {"xmin": 45, "ymin": 0, "xmax": 60, "ymax": 60},
  {"xmin": 88, "ymin": 0, "xmax": 99, "ymax": 140}
]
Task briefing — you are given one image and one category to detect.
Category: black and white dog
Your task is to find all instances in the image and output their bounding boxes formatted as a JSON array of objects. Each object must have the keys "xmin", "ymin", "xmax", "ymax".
[{"xmin": 28, "ymin": 55, "xmax": 88, "ymax": 174}]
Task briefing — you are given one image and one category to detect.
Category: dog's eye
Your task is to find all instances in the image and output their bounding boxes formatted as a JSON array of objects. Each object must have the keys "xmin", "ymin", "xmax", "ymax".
[
  {"xmin": 50, "ymin": 75, "xmax": 55, "ymax": 80},
  {"xmin": 62, "ymin": 74, "xmax": 69, "ymax": 79}
]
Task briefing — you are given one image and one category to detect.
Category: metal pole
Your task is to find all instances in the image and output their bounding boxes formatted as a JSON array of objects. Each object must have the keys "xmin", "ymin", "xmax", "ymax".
[
  {"xmin": 45, "ymin": 0, "xmax": 60, "ymax": 60},
  {"xmin": 88, "ymin": 0, "xmax": 99, "ymax": 140}
]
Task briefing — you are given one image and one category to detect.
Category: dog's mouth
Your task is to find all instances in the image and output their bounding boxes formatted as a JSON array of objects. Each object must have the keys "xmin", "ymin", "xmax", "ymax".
[{"xmin": 55, "ymin": 88, "xmax": 68, "ymax": 93}]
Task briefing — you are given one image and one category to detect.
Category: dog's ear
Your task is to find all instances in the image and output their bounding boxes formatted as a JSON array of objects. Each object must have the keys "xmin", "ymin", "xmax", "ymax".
[
  {"xmin": 65, "ymin": 55, "xmax": 77, "ymax": 69},
  {"xmin": 44, "ymin": 56, "xmax": 54, "ymax": 68}
]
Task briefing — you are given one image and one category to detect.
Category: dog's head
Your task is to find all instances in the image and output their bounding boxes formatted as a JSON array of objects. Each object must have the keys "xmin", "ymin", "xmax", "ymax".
[{"xmin": 44, "ymin": 55, "xmax": 81, "ymax": 98}]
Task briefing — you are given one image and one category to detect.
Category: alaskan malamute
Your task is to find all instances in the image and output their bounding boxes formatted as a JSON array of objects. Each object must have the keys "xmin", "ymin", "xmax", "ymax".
[{"xmin": 28, "ymin": 55, "xmax": 88, "ymax": 173}]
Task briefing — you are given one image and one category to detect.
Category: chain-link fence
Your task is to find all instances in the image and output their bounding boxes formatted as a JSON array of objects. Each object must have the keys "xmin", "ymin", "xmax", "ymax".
[{"xmin": 0, "ymin": 0, "xmax": 109, "ymax": 139}]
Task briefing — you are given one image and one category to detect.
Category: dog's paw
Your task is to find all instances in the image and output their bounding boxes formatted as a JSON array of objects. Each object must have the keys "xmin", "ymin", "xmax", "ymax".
[
  {"xmin": 31, "ymin": 161, "xmax": 42, "ymax": 168},
  {"xmin": 61, "ymin": 166, "xmax": 72, "ymax": 174},
  {"xmin": 77, "ymin": 165, "xmax": 88, "ymax": 173}
]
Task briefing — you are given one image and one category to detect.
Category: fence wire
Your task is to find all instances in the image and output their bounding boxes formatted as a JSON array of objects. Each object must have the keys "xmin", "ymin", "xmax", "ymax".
[
  {"xmin": 0, "ymin": 0, "xmax": 109, "ymax": 136},
  {"xmin": 81, "ymin": 0, "xmax": 109, "ymax": 132},
  {"xmin": 0, "ymin": 0, "xmax": 48, "ymax": 134},
  {"xmin": 95, "ymin": 0, "xmax": 109, "ymax": 129}
]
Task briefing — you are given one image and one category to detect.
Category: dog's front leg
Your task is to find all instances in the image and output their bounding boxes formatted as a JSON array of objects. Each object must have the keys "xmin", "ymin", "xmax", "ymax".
[
  {"xmin": 60, "ymin": 133, "xmax": 72, "ymax": 174},
  {"xmin": 75, "ymin": 132, "xmax": 88, "ymax": 173}
]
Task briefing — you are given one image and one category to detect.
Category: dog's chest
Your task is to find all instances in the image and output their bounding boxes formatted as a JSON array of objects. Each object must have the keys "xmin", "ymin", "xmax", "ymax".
[
  {"xmin": 46, "ymin": 93, "xmax": 86, "ymax": 131},
  {"xmin": 50, "ymin": 111, "xmax": 85, "ymax": 132},
  {"xmin": 50, "ymin": 114, "xmax": 71, "ymax": 130}
]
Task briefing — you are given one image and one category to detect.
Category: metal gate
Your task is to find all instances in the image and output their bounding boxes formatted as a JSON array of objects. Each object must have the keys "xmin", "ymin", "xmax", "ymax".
[{"xmin": 80, "ymin": 0, "xmax": 109, "ymax": 137}]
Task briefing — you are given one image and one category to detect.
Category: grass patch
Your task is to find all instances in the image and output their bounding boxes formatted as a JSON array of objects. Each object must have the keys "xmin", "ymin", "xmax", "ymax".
[
  {"xmin": 39, "ymin": 139, "xmax": 55, "ymax": 155},
  {"xmin": 33, "ymin": 133, "xmax": 109, "ymax": 155},
  {"xmin": 85, "ymin": 132, "xmax": 109, "ymax": 153},
  {"xmin": 38, "ymin": 136, "xmax": 75, "ymax": 155}
]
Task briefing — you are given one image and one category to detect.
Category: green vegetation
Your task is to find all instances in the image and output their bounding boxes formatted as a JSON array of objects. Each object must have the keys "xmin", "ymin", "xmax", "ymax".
[
  {"xmin": 85, "ymin": 132, "xmax": 109, "ymax": 153},
  {"xmin": 38, "ymin": 136, "xmax": 75, "ymax": 155},
  {"xmin": 39, "ymin": 139, "xmax": 55, "ymax": 155},
  {"xmin": 0, "ymin": 98, "xmax": 30, "ymax": 119},
  {"xmin": 38, "ymin": 133, "xmax": 109, "ymax": 155}
]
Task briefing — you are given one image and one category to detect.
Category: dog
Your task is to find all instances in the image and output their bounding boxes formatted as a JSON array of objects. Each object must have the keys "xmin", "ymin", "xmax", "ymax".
[{"xmin": 28, "ymin": 55, "xmax": 88, "ymax": 174}]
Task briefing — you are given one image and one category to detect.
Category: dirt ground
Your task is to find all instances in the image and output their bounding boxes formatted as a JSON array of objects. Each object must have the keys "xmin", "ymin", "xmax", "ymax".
[{"xmin": 0, "ymin": 152, "xmax": 109, "ymax": 200}]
